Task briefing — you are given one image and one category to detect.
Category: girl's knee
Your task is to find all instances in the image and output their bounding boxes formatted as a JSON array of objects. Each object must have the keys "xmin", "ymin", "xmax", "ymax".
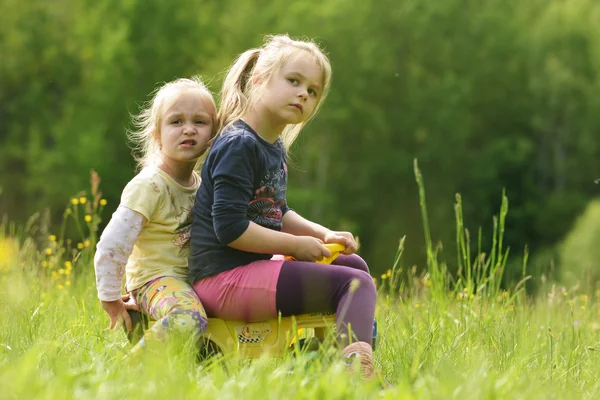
[
  {"xmin": 167, "ymin": 307, "xmax": 208, "ymax": 335},
  {"xmin": 337, "ymin": 254, "xmax": 370, "ymax": 274},
  {"xmin": 348, "ymin": 270, "xmax": 377, "ymax": 296}
]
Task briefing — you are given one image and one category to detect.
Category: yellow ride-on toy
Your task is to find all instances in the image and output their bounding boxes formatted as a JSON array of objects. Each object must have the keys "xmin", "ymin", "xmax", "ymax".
[{"xmin": 126, "ymin": 244, "xmax": 377, "ymax": 359}]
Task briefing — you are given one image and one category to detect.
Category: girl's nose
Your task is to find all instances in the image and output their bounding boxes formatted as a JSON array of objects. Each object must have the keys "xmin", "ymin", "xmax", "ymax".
[{"xmin": 183, "ymin": 123, "xmax": 196, "ymax": 134}]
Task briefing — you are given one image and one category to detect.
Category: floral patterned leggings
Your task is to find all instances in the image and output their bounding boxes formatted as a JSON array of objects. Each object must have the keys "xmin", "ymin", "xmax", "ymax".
[{"xmin": 131, "ymin": 276, "xmax": 208, "ymax": 350}]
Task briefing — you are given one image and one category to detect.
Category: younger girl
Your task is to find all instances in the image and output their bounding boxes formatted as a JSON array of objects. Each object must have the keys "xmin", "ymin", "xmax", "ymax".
[
  {"xmin": 95, "ymin": 77, "xmax": 216, "ymax": 353},
  {"xmin": 189, "ymin": 35, "xmax": 378, "ymax": 379}
]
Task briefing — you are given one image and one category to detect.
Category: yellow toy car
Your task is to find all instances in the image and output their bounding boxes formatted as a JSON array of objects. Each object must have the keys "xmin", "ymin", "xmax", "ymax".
[{"xmin": 126, "ymin": 244, "xmax": 377, "ymax": 359}]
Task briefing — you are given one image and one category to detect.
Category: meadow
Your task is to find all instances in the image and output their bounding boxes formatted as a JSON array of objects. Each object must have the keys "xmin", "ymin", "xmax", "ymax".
[{"xmin": 1, "ymin": 166, "xmax": 599, "ymax": 400}]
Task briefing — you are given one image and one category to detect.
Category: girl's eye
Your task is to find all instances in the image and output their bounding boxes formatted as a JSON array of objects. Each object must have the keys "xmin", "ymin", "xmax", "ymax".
[
  {"xmin": 171, "ymin": 119, "xmax": 181, "ymax": 124},
  {"xmin": 288, "ymin": 78, "xmax": 299, "ymax": 85},
  {"xmin": 195, "ymin": 120, "xmax": 206, "ymax": 125},
  {"xmin": 308, "ymin": 89, "xmax": 318, "ymax": 97}
]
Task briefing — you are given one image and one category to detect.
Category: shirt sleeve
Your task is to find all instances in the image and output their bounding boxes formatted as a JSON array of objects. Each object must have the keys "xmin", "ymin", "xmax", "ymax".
[
  {"xmin": 94, "ymin": 205, "xmax": 145, "ymax": 301},
  {"xmin": 120, "ymin": 174, "xmax": 162, "ymax": 221},
  {"xmin": 211, "ymin": 135, "xmax": 258, "ymax": 245}
]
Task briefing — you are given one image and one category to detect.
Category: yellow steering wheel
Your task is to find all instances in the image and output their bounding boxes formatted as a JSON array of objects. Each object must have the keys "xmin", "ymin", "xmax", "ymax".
[{"xmin": 285, "ymin": 243, "xmax": 346, "ymax": 264}]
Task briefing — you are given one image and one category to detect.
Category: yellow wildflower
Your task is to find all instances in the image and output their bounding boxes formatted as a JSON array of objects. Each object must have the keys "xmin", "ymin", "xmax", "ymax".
[
  {"xmin": 41, "ymin": 261, "xmax": 48, "ymax": 268},
  {"xmin": 57, "ymin": 284, "xmax": 64, "ymax": 290},
  {"xmin": 79, "ymin": 197, "xmax": 87, "ymax": 204},
  {"xmin": 64, "ymin": 261, "xmax": 72, "ymax": 269},
  {"xmin": 58, "ymin": 269, "xmax": 65, "ymax": 275},
  {"xmin": 84, "ymin": 239, "xmax": 91, "ymax": 248},
  {"xmin": 66, "ymin": 281, "xmax": 71, "ymax": 286},
  {"xmin": 100, "ymin": 199, "xmax": 107, "ymax": 206},
  {"xmin": 386, "ymin": 269, "xmax": 392, "ymax": 278},
  {"xmin": 71, "ymin": 198, "xmax": 79, "ymax": 205},
  {"xmin": 380, "ymin": 274, "xmax": 387, "ymax": 279},
  {"xmin": 49, "ymin": 235, "xmax": 56, "ymax": 242},
  {"xmin": 563, "ymin": 292, "xmax": 568, "ymax": 297},
  {"xmin": 84, "ymin": 215, "xmax": 92, "ymax": 223},
  {"xmin": 45, "ymin": 248, "xmax": 52, "ymax": 255},
  {"xmin": 580, "ymin": 295, "xmax": 588, "ymax": 303},
  {"xmin": 581, "ymin": 305, "xmax": 586, "ymax": 311},
  {"xmin": 77, "ymin": 243, "xmax": 83, "ymax": 250}
]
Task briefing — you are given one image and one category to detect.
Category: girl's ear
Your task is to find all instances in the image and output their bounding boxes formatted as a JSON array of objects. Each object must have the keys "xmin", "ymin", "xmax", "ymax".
[
  {"xmin": 252, "ymin": 72, "xmax": 264, "ymax": 86},
  {"xmin": 152, "ymin": 128, "xmax": 162, "ymax": 149}
]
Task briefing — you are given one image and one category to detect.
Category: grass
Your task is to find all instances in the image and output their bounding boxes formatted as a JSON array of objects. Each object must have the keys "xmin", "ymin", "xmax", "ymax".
[{"xmin": 1, "ymin": 164, "xmax": 600, "ymax": 399}]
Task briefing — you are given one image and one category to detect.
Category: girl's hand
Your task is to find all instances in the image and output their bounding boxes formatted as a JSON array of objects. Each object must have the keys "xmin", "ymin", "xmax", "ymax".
[
  {"xmin": 292, "ymin": 236, "xmax": 332, "ymax": 262},
  {"xmin": 323, "ymin": 230, "xmax": 358, "ymax": 255},
  {"xmin": 101, "ymin": 294, "xmax": 141, "ymax": 332}
]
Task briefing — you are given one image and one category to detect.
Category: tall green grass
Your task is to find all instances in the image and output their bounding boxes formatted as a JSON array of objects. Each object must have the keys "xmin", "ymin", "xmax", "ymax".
[{"xmin": 1, "ymin": 165, "xmax": 600, "ymax": 399}]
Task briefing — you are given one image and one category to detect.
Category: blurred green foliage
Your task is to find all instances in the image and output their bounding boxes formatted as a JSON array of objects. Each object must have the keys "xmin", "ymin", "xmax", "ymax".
[
  {"xmin": 559, "ymin": 199, "xmax": 600, "ymax": 290},
  {"xmin": 1, "ymin": 0, "xmax": 599, "ymax": 280}
]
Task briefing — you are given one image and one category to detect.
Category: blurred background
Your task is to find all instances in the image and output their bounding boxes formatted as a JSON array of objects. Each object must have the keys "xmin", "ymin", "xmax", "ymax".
[{"xmin": 1, "ymin": 0, "xmax": 599, "ymax": 292}]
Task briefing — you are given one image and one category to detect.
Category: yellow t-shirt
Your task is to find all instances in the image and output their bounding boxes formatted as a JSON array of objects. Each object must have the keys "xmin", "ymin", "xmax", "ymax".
[{"xmin": 121, "ymin": 166, "xmax": 200, "ymax": 291}]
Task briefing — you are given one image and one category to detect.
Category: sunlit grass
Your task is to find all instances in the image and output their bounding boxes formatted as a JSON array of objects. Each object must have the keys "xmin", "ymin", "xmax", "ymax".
[{"xmin": 2, "ymin": 167, "xmax": 600, "ymax": 399}]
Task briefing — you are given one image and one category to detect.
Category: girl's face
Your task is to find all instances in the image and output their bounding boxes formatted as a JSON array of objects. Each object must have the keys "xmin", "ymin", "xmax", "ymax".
[
  {"xmin": 258, "ymin": 53, "xmax": 324, "ymax": 126},
  {"xmin": 158, "ymin": 89, "xmax": 215, "ymax": 166}
]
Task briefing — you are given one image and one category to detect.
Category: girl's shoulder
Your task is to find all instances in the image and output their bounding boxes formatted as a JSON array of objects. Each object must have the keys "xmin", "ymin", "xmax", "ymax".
[
  {"xmin": 215, "ymin": 120, "xmax": 282, "ymax": 151},
  {"xmin": 217, "ymin": 120, "xmax": 258, "ymax": 143},
  {"xmin": 212, "ymin": 121, "xmax": 262, "ymax": 155},
  {"xmin": 123, "ymin": 166, "xmax": 168, "ymax": 195},
  {"xmin": 128, "ymin": 165, "xmax": 162, "ymax": 185}
]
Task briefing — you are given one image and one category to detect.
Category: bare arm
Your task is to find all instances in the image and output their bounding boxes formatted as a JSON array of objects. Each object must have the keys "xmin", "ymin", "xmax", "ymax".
[
  {"xmin": 228, "ymin": 221, "xmax": 298, "ymax": 254},
  {"xmin": 281, "ymin": 210, "xmax": 330, "ymax": 240},
  {"xmin": 228, "ymin": 220, "xmax": 331, "ymax": 262},
  {"xmin": 282, "ymin": 210, "xmax": 358, "ymax": 255}
]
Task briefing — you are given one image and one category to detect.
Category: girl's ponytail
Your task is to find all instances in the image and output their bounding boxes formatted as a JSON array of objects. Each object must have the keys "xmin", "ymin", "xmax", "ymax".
[{"xmin": 218, "ymin": 48, "xmax": 261, "ymax": 130}]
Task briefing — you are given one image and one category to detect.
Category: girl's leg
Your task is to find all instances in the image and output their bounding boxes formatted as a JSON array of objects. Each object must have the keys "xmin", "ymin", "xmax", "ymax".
[
  {"xmin": 276, "ymin": 259, "xmax": 377, "ymax": 378},
  {"xmin": 132, "ymin": 276, "xmax": 208, "ymax": 351},
  {"xmin": 275, "ymin": 260, "xmax": 376, "ymax": 346},
  {"xmin": 192, "ymin": 259, "xmax": 283, "ymax": 321},
  {"xmin": 331, "ymin": 254, "xmax": 370, "ymax": 274}
]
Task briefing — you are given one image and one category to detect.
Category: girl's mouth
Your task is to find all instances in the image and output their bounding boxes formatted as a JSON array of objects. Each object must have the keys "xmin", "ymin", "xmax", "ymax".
[{"xmin": 180, "ymin": 139, "xmax": 197, "ymax": 146}]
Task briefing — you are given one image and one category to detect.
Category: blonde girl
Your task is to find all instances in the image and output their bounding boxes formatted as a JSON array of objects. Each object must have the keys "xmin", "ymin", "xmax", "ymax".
[
  {"xmin": 189, "ymin": 36, "xmax": 378, "ymax": 379},
  {"xmin": 94, "ymin": 77, "xmax": 216, "ymax": 353}
]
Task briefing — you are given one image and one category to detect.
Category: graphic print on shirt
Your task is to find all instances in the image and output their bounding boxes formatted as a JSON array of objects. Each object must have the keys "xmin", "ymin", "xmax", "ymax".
[
  {"xmin": 248, "ymin": 163, "xmax": 287, "ymax": 230},
  {"xmin": 172, "ymin": 206, "xmax": 193, "ymax": 248},
  {"xmin": 161, "ymin": 182, "xmax": 193, "ymax": 248}
]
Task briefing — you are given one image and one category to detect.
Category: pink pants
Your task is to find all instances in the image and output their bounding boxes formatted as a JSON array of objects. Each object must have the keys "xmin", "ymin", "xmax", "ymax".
[{"xmin": 192, "ymin": 258, "xmax": 284, "ymax": 322}]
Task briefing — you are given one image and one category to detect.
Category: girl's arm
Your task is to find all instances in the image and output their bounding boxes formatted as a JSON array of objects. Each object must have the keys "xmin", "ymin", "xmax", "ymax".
[
  {"xmin": 282, "ymin": 210, "xmax": 329, "ymax": 240},
  {"xmin": 228, "ymin": 221, "xmax": 330, "ymax": 262},
  {"xmin": 94, "ymin": 205, "xmax": 143, "ymax": 331},
  {"xmin": 282, "ymin": 210, "xmax": 359, "ymax": 255},
  {"xmin": 210, "ymin": 134, "xmax": 330, "ymax": 261}
]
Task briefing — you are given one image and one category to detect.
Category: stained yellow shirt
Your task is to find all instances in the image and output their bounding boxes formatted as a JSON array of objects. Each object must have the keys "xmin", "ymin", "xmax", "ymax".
[{"xmin": 121, "ymin": 166, "xmax": 200, "ymax": 291}]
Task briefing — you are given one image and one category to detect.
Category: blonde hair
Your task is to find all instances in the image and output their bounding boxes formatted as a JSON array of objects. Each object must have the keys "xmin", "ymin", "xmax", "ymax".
[
  {"xmin": 218, "ymin": 34, "xmax": 332, "ymax": 150},
  {"xmin": 128, "ymin": 76, "xmax": 217, "ymax": 171}
]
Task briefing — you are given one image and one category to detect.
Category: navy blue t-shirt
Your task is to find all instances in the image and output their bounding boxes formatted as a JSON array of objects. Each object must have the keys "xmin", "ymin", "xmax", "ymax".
[{"xmin": 188, "ymin": 120, "xmax": 290, "ymax": 283}]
